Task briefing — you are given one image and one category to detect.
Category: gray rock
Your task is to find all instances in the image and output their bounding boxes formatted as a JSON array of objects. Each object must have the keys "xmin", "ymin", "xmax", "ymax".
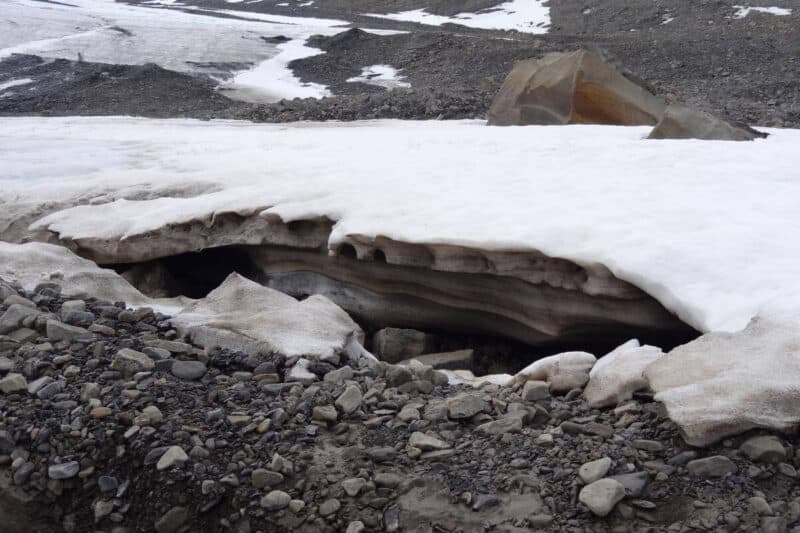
[
  {"xmin": 401, "ymin": 349, "xmax": 474, "ymax": 370},
  {"xmin": 0, "ymin": 304, "xmax": 40, "ymax": 335},
  {"xmin": 48, "ymin": 461, "xmax": 80, "ymax": 480},
  {"xmin": 260, "ymin": 490, "xmax": 291, "ymax": 511},
  {"xmin": 0, "ymin": 356, "xmax": 12, "ymax": 373},
  {"xmin": 171, "ymin": 360, "xmax": 207, "ymax": 381},
  {"xmin": 319, "ymin": 498, "xmax": 341, "ymax": 516},
  {"xmin": 446, "ymin": 392, "xmax": 487, "ymax": 419},
  {"xmin": 632, "ymin": 439, "xmax": 664, "ymax": 453},
  {"xmin": 687, "ymin": 456, "xmax": 737, "ymax": 478},
  {"xmin": 154, "ymin": 506, "xmax": 188, "ymax": 533},
  {"xmin": 373, "ymin": 327, "xmax": 432, "ymax": 363},
  {"xmin": 36, "ymin": 380, "xmax": 65, "ymax": 400},
  {"xmin": 324, "ymin": 366, "xmax": 353, "ymax": 384},
  {"xmin": 335, "ymin": 384, "xmax": 363, "ymax": 415},
  {"xmin": 0, "ymin": 430, "xmax": 16, "ymax": 454},
  {"xmin": 8, "ymin": 328, "xmax": 37, "ymax": 343},
  {"xmin": 251, "ymin": 468, "xmax": 284, "ymax": 488},
  {"xmin": 156, "ymin": 446, "xmax": 188, "ymax": 470},
  {"xmin": 61, "ymin": 300, "xmax": 86, "ymax": 313},
  {"xmin": 472, "ymin": 494, "xmax": 501, "ymax": 511},
  {"xmin": 385, "ymin": 365, "xmax": 413, "ymax": 387},
  {"xmin": 111, "ymin": 348, "xmax": 154, "ymax": 376},
  {"xmin": 0, "ymin": 373, "xmax": 27, "ymax": 393},
  {"xmin": 522, "ymin": 380, "xmax": 550, "ymax": 401},
  {"xmin": 740, "ymin": 436, "xmax": 787, "ymax": 464},
  {"xmin": 145, "ymin": 339, "xmax": 192, "ymax": 354},
  {"xmin": 312, "ymin": 405, "xmax": 338, "ymax": 423},
  {"xmin": 409, "ymin": 431, "xmax": 450, "ymax": 451},
  {"xmin": 749, "ymin": 496, "xmax": 773, "ymax": 516},
  {"xmin": 346, "ymin": 521, "xmax": 366, "ymax": 533},
  {"xmin": 341, "ymin": 477, "xmax": 367, "ymax": 496},
  {"xmin": 374, "ymin": 473, "xmax": 402, "ymax": 488},
  {"xmin": 579, "ymin": 478, "xmax": 626, "ymax": 517},
  {"xmin": 476, "ymin": 415, "xmax": 523, "ymax": 435},
  {"xmin": 45, "ymin": 319, "xmax": 87, "ymax": 342},
  {"xmin": 579, "ymin": 457, "xmax": 612, "ymax": 484}
]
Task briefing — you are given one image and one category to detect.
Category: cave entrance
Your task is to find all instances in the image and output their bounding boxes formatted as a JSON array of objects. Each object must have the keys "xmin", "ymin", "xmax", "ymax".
[{"xmin": 108, "ymin": 245, "xmax": 700, "ymax": 377}]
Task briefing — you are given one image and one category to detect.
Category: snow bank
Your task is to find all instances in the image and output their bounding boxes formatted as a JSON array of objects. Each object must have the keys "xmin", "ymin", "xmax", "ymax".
[
  {"xmin": 366, "ymin": 0, "xmax": 550, "ymax": 34},
  {"xmin": 0, "ymin": 0, "xmax": 347, "ymax": 101},
  {"xmin": 4, "ymin": 117, "xmax": 799, "ymax": 335}
]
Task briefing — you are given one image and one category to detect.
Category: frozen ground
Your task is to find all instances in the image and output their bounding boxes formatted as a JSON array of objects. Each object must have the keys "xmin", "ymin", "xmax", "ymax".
[{"xmin": 2, "ymin": 116, "xmax": 799, "ymax": 335}]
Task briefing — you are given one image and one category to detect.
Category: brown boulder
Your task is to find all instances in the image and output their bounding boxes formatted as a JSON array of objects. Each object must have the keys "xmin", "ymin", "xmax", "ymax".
[
  {"xmin": 648, "ymin": 103, "xmax": 767, "ymax": 141},
  {"xmin": 488, "ymin": 50, "xmax": 666, "ymax": 126}
]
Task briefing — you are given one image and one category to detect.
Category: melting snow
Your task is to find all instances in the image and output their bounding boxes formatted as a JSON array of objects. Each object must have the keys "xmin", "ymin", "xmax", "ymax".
[
  {"xmin": 0, "ymin": 0, "xmax": 347, "ymax": 102},
  {"xmin": 367, "ymin": 0, "xmax": 550, "ymax": 34},
  {"xmin": 2, "ymin": 117, "xmax": 799, "ymax": 335},
  {"xmin": 347, "ymin": 65, "xmax": 410, "ymax": 89},
  {"xmin": 733, "ymin": 5, "xmax": 793, "ymax": 18}
]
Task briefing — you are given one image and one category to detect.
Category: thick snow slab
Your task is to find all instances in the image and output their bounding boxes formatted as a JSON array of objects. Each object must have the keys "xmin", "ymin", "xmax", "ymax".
[
  {"xmin": 584, "ymin": 340, "xmax": 663, "ymax": 408},
  {"xmin": 172, "ymin": 273, "xmax": 362, "ymax": 359},
  {"xmin": 0, "ymin": 0, "xmax": 347, "ymax": 101},
  {"xmin": 4, "ymin": 117, "xmax": 800, "ymax": 335},
  {"xmin": 645, "ymin": 313, "xmax": 800, "ymax": 446},
  {"xmin": 367, "ymin": 0, "xmax": 550, "ymax": 34}
]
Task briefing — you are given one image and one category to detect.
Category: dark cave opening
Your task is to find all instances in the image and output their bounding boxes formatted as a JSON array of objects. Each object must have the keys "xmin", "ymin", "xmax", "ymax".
[{"xmin": 107, "ymin": 245, "xmax": 701, "ymax": 376}]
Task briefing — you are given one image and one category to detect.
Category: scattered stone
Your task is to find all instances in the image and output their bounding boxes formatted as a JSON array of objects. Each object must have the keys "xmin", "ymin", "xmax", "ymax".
[
  {"xmin": 579, "ymin": 457, "xmax": 612, "ymax": 484},
  {"xmin": 341, "ymin": 477, "xmax": 367, "ymax": 497},
  {"xmin": 48, "ymin": 461, "xmax": 80, "ymax": 480},
  {"xmin": 409, "ymin": 431, "xmax": 450, "ymax": 451},
  {"xmin": 319, "ymin": 498, "xmax": 341, "ymax": 516},
  {"xmin": 154, "ymin": 506, "xmax": 188, "ymax": 533},
  {"xmin": 312, "ymin": 405, "xmax": 338, "ymax": 423},
  {"xmin": 156, "ymin": 446, "xmax": 188, "ymax": 470},
  {"xmin": 446, "ymin": 392, "xmax": 487, "ymax": 419},
  {"xmin": 373, "ymin": 327, "xmax": 431, "ymax": 363},
  {"xmin": 739, "ymin": 435, "xmax": 787, "ymax": 464},
  {"xmin": 522, "ymin": 380, "xmax": 550, "ymax": 401},
  {"xmin": 579, "ymin": 478, "xmax": 626, "ymax": 517},
  {"xmin": 0, "ymin": 373, "xmax": 27, "ymax": 393},
  {"xmin": 251, "ymin": 468, "xmax": 283, "ymax": 488},
  {"xmin": 45, "ymin": 319, "xmax": 88, "ymax": 342},
  {"xmin": 111, "ymin": 348, "xmax": 154, "ymax": 375},
  {"xmin": 171, "ymin": 360, "xmax": 207, "ymax": 381},
  {"xmin": 261, "ymin": 490, "xmax": 291, "ymax": 511},
  {"xmin": 335, "ymin": 384, "xmax": 363, "ymax": 415},
  {"xmin": 687, "ymin": 456, "xmax": 738, "ymax": 478}
]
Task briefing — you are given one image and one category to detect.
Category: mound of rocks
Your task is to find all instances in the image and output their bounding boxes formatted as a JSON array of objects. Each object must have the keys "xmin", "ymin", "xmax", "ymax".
[{"xmin": 2, "ymin": 277, "xmax": 799, "ymax": 532}]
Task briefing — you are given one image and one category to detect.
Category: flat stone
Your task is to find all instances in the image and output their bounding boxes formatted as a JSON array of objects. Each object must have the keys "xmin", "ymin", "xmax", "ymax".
[
  {"xmin": 45, "ymin": 319, "xmax": 87, "ymax": 342},
  {"xmin": 476, "ymin": 415, "xmax": 523, "ymax": 435},
  {"xmin": 609, "ymin": 471, "xmax": 649, "ymax": 497},
  {"xmin": 409, "ymin": 431, "xmax": 450, "ymax": 451},
  {"xmin": 171, "ymin": 360, "xmax": 207, "ymax": 381},
  {"xmin": 48, "ymin": 461, "xmax": 80, "ymax": 480},
  {"xmin": 342, "ymin": 477, "xmax": 367, "ymax": 497},
  {"xmin": 446, "ymin": 392, "xmax": 487, "ymax": 419},
  {"xmin": 312, "ymin": 405, "xmax": 338, "ymax": 423},
  {"xmin": 579, "ymin": 478, "xmax": 626, "ymax": 517},
  {"xmin": 260, "ymin": 490, "xmax": 291, "ymax": 511},
  {"xmin": 632, "ymin": 439, "xmax": 665, "ymax": 453},
  {"xmin": 0, "ymin": 373, "xmax": 27, "ymax": 393},
  {"xmin": 401, "ymin": 349, "xmax": 474, "ymax": 370},
  {"xmin": 335, "ymin": 384, "xmax": 363, "ymax": 415},
  {"xmin": 156, "ymin": 446, "xmax": 188, "ymax": 471},
  {"xmin": 0, "ymin": 430, "xmax": 15, "ymax": 453},
  {"xmin": 739, "ymin": 436, "xmax": 787, "ymax": 464},
  {"xmin": 145, "ymin": 339, "xmax": 193, "ymax": 354},
  {"xmin": 324, "ymin": 366, "xmax": 353, "ymax": 384},
  {"xmin": 579, "ymin": 457, "xmax": 612, "ymax": 484},
  {"xmin": 687, "ymin": 456, "xmax": 737, "ymax": 478},
  {"xmin": 522, "ymin": 380, "xmax": 550, "ymax": 401},
  {"xmin": 111, "ymin": 348, "xmax": 154, "ymax": 376},
  {"xmin": 0, "ymin": 356, "xmax": 12, "ymax": 373}
]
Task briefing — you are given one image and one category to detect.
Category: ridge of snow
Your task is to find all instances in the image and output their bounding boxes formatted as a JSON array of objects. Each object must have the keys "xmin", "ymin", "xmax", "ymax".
[
  {"xmin": 733, "ymin": 5, "xmax": 793, "ymax": 18},
  {"xmin": 2, "ymin": 117, "xmax": 800, "ymax": 334}
]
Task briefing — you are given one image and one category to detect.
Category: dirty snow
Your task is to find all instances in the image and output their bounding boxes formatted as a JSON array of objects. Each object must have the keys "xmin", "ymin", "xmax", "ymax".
[
  {"xmin": 0, "ymin": 0, "xmax": 346, "ymax": 101},
  {"xmin": 0, "ymin": 78, "xmax": 34, "ymax": 92},
  {"xmin": 347, "ymin": 65, "xmax": 411, "ymax": 89},
  {"xmin": 367, "ymin": 0, "xmax": 550, "ymax": 34},
  {"xmin": 1, "ymin": 117, "xmax": 799, "ymax": 336}
]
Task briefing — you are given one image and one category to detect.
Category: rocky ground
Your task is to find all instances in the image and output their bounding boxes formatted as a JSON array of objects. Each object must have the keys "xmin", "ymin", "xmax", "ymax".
[
  {"xmin": 1, "ymin": 0, "xmax": 797, "ymax": 126},
  {"xmin": 2, "ymin": 278, "xmax": 800, "ymax": 533}
]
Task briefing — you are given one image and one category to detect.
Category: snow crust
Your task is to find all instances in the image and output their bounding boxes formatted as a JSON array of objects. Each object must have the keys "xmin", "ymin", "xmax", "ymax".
[
  {"xmin": 346, "ymin": 65, "xmax": 411, "ymax": 89},
  {"xmin": 367, "ymin": 0, "xmax": 550, "ymax": 34},
  {"xmin": 733, "ymin": 5, "xmax": 793, "ymax": 18},
  {"xmin": 2, "ymin": 117, "xmax": 800, "ymax": 336},
  {"xmin": 0, "ymin": 0, "xmax": 346, "ymax": 101},
  {"xmin": 584, "ymin": 340, "xmax": 663, "ymax": 408}
]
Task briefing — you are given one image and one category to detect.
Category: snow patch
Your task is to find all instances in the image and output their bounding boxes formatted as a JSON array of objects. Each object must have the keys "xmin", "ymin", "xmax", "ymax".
[
  {"xmin": 367, "ymin": 0, "xmax": 550, "ymax": 34},
  {"xmin": 0, "ymin": 78, "xmax": 34, "ymax": 92},
  {"xmin": 347, "ymin": 65, "xmax": 410, "ymax": 90},
  {"xmin": 733, "ymin": 5, "xmax": 792, "ymax": 18}
]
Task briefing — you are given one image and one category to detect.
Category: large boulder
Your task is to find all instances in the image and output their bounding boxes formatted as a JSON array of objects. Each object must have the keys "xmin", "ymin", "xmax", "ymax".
[
  {"xmin": 488, "ymin": 50, "xmax": 666, "ymax": 126},
  {"xmin": 584, "ymin": 340, "xmax": 663, "ymax": 408},
  {"xmin": 648, "ymin": 103, "xmax": 767, "ymax": 141},
  {"xmin": 645, "ymin": 314, "xmax": 800, "ymax": 447}
]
